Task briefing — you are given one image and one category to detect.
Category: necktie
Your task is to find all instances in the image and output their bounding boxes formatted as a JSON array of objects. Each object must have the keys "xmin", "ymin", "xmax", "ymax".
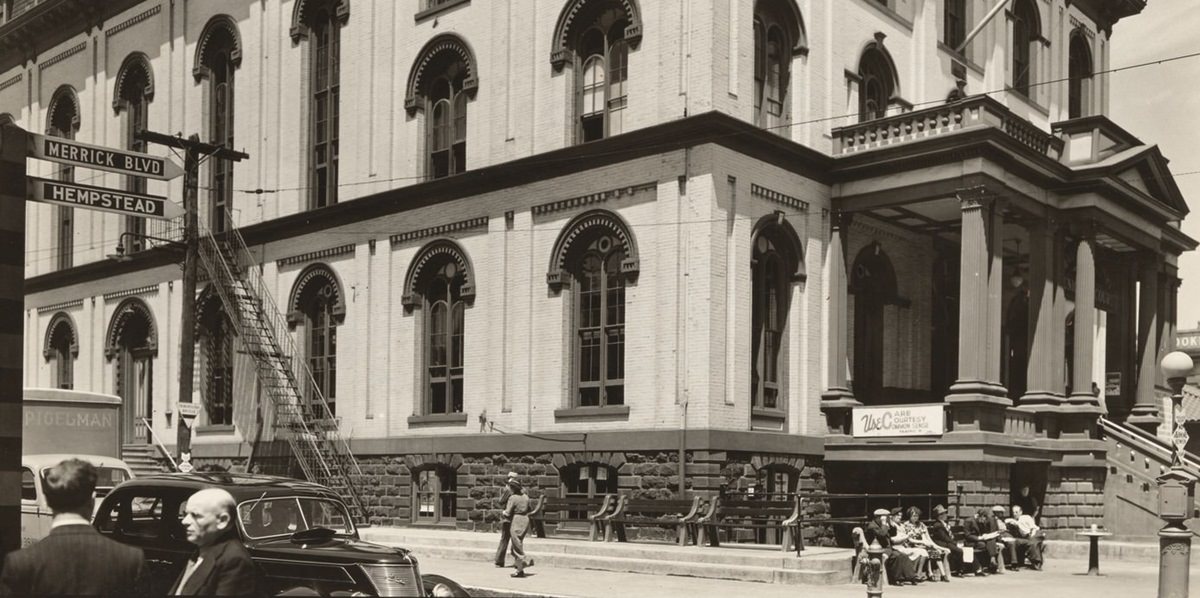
[{"xmin": 175, "ymin": 556, "xmax": 202, "ymax": 595}]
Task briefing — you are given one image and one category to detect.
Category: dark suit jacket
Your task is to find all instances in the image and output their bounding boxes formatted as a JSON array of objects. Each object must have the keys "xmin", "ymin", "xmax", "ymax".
[
  {"xmin": 928, "ymin": 520, "xmax": 957, "ymax": 548},
  {"xmin": 170, "ymin": 535, "xmax": 262, "ymax": 596},
  {"xmin": 863, "ymin": 520, "xmax": 896, "ymax": 549},
  {"xmin": 0, "ymin": 524, "xmax": 143, "ymax": 597},
  {"xmin": 962, "ymin": 516, "xmax": 1002, "ymax": 543}
]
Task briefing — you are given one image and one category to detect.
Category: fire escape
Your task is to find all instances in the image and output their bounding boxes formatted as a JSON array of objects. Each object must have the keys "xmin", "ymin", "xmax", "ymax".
[{"xmin": 194, "ymin": 214, "xmax": 366, "ymax": 522}]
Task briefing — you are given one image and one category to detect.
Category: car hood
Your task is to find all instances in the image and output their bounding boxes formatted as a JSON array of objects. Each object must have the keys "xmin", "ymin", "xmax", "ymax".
[{"xmin": 247, "ymin": 535, "xmax": 417, "ymax": 566}]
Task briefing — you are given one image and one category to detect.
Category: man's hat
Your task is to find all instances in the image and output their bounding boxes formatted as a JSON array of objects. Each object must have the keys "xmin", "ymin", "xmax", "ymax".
[
  {"xmin": 933, "ymin": 504, "xmax": 948, "ymax": 515},
  {"xmin": 991, "ymin": 505, "xmax": 1007, "ymax": 513},
  {"xmin": 873, "ymin": 508, "xmax": 890, "ymax": 516},
  {"xmin": 976, "ymin": 507, "xmax": 990, "ymax": 517},
  {"xmin": 890, "ymin": 507, "xmax": 903, "ymax": 515},
  {"xmin": 506, "ymin": 472, "xmax": 519, "ymax": 480}
]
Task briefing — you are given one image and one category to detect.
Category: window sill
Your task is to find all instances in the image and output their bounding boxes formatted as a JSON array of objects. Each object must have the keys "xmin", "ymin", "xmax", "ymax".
[
  {"xmin": 195, "ymin": 424, "xmax": 236, "ymax": 436},
  {"xmin": 1005, "ymin": 86, "xmax": 1050, "ymax": 117},
  {"xmin": 415, "ymin": 0, "xmax": 468, "ymax": 22},
  {"xmin": 408, "ymin": 413, "xmax": 469, "ymax": 427},
  {"xmin": 858, "ymin": 0, "xmax": 913, "ymax": 31},
  {"xmin": 751, "ymin": 408, "xmax": 786, "ymax": 431},
  {"xmin": 554, "ymin": 405, "xmax": 631, "ymax": 421},
  {"xmin": 937, "ymin": 42, "xmax": 984, "ymax": 77}
]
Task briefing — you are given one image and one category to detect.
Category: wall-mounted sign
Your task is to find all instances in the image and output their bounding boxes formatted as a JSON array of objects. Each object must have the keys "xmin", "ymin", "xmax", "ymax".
[
  {"xmin": 852, "ymin": 404, "xmax": 945, "ymax": 438},
  {"xmin": 175, "ymin": 402, "xmax": 201, "ymax": 419}
]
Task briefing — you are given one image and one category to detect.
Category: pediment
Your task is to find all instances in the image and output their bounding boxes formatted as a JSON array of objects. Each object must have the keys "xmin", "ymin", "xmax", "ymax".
[{"xmin": 1109, "ymin": 146, "xmax": 1189, "ymax": 215}]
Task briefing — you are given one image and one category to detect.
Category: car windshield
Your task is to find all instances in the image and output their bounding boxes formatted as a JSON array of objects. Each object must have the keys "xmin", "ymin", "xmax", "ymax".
[{"xmin": 237, "ymin": 496, "xmax": 355, "ymax": 539}]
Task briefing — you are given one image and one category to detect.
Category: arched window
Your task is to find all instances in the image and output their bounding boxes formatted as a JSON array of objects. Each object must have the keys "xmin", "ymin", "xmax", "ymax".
[
  {"xmin": 115, "ymin": 54, "xmax": 153, "ymax": 252},
  {"xmin": 750, "ymin": 216, "xmax": 804, "ymax": 425},
  {"xmin": 198, "ymin": 290, "xmax": 234, "ymax": 426},
  {"xmin": 405, "ymin": 35, "xmax": 478, "ymax": 180},
  {"xmin": 548, "ymin": 211, "xmax": 639, "ymax": 409},
  {"xmin": 552, "ymin": 0, "xmax": 640, "ymax": 143},
  {"xmin": 46, "ymin": 86, "xmax": 79, "ymax": 270},
  {"xmin": 106, "ymin": 299, "xmax": 157, "ymax": 444},
  {"xmin": 289, "ymin": 265, "xmax": 344, "ymax": 418},
  {"xmin": 195, "ymin": 16, "xmax": 241, "ymax": 233},
  {"xmin": 299, "ymin": 1, "xmax": 343, "ymax": 207},
  {"xmin": 1068, "ymin": 31, "xmax": 1093, "ymax": 119},
  {"xmin": 1011, "ymin": 0, "xmax": 1040, "ymax": 97},
  {"xmin": 858, "ymin": 46, "xmax": 896, "ymax": 122},
  {"xmin": 413, "ymin": 465, "xmax": 457, "ymax": 524},
  {"xmin": 44, "ymin": 313, "xmax": 77, "ymax": 390},
  {"xmin": 753, "ymin": 0, "xmax": 804, "ymax": 130},
  {"xmin": 561, "ymin": 463, "xmax": 618, "ymax": 521},
  {"xmin": 403, "ymin": 241, "xmax": 475, "ymax": 415},
  {"xmin": 850, "ymin": 243, "xmax": 897, "ymax": 405}
]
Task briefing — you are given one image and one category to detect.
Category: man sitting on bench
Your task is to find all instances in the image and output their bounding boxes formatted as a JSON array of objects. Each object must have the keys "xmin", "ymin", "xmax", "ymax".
[{"xmin": 1004, "ymin": 504, "xmax": 1043, "ymax": 570}]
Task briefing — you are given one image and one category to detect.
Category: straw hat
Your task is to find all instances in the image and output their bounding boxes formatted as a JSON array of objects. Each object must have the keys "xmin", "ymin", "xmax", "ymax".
[
  {"xmin": 932, "ymin": 504, "xmax": 948, "ymax": 515},
  {"xmin": 872, "ymin": 508, "xmax": 890, "ymax": 516}
]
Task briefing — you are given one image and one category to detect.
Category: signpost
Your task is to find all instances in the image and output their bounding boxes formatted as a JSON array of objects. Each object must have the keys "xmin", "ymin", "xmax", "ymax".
[
  {"xmin": 27, "ymin": 132, "xmax": 183, "ymax": 180},
  {"xmin": 27, "ymin": 176, "xmax": 183, "ymax": 220}
]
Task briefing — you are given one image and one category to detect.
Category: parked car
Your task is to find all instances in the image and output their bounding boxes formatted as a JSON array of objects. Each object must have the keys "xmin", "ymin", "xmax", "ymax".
[
  {"xmin": 22, "ymin": 453, "xmax": 133, "ymax": 547},
  {"xmin": 93, "ymin": 471, "xmax": 469, "ymax": 597}
]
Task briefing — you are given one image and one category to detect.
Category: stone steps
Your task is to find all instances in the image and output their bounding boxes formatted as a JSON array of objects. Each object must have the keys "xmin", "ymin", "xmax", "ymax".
[{"xmin": 362, "ymin": 527, "xmax": 853, "ymax": 585}]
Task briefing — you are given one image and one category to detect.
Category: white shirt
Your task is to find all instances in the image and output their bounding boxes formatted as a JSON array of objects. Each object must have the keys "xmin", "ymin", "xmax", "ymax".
[{"xmin": 49, "ymin": 513, "xmax": 91, "ymax": 529}]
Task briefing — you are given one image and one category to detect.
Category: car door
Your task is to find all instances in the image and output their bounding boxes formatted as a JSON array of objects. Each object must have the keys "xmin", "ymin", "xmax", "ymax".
[
  {"xmin": 95, "ymin": 488, "xmax": 195, "ymax": 596},
  {"xmin": 19, "ymin": 467, "xmax": 48, "ymax": 547}
]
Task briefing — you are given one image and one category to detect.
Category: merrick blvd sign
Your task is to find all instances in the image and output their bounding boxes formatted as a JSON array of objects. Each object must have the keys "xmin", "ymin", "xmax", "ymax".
[
  {"xmin": 852, "ymin": 404, "xmax": 945, "ymax": 438},
  {"xmin": 27, "ymin": 177, "xmax": 184, "ymax": 220},
  {"xmin": 28, "ymin": 133, "xmax": 183, "ymax": 180}
]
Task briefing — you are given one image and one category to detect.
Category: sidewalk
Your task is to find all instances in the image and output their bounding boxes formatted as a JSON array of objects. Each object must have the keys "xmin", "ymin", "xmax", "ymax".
[{"xmin": 420, "ymin": 554, "xmax": 1163, "ymax": 598}]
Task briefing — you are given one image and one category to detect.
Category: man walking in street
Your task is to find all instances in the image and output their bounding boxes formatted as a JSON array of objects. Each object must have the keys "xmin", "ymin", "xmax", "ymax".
[
  {"xmin": 170, "ymin": 487, "xmax": 263, "ymax": 596},
  {"xmin": 494, "ymin": 472, "xmax": 518, "ymax": 567},
  {"xmin": 0, "ymin": 459, "xmax": 143, "ymax": 596},
  {"xmin": 503, "ymin": 476, "xmax": 534, "ymax": 578}
]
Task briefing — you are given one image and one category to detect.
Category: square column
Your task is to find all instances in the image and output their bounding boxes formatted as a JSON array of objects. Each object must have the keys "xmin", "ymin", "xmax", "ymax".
[
  {"xmin": 1128, "ymin": 253, "xmax": 1162, "ymax": 432},
  {"xmin": 947, "ymin": 189, "xmax": 1010, "ymax": 433},
  {"xmin": 821, "ymin": 211, "xmax": 858, "ymax": 434}
]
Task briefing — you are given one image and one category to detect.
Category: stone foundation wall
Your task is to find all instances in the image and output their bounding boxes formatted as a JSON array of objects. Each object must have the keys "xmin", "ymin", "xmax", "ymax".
[
  {"xmin": 1042, "ymin": 466, "xmax": 1105, "ymax": 533},
  {"xmin": 946, "ymin": 462, "xmax": 1010, "ymax": 519}
]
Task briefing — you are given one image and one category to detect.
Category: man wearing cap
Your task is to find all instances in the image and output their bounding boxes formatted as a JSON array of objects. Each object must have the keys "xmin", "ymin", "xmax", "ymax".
[
  {"xmin": 494, "ymin": 472, "xmax": 519, "ymax": 567},
  {"xmin": 502, "ymin": 476, "xmax": 534, "ymax": 578},
  {"xmin": 928, "ymin": 505, "xmax": 964, "ymax": 576},
  {"xmin": 963, "ymin": 507, "xmax": 1004, "ymax": 574},
  {"xmin": 864, "ymin": 508, "xmax": 919, "ymax": 585}
]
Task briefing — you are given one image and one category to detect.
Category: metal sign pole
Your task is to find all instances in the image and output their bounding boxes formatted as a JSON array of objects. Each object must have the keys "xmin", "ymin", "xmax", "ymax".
[{"xmin": 0, "ymin": 124, "xmax": 28, "ymax": 561}]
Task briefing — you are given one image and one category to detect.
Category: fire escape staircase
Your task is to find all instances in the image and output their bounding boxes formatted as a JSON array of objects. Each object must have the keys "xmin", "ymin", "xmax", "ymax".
[{"xmin": 194, "ymin": 215, "xmax": 367, "ymax": 523}]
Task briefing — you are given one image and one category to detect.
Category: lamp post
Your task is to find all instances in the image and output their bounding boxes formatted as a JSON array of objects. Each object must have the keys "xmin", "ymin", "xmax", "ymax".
[{"xmin": 1157, "ymin": 350, "xmax": 1196, "ymax": 598}]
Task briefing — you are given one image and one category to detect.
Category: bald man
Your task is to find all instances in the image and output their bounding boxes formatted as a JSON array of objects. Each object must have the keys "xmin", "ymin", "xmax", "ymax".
[{"xmin": 169, "ymin": 488, "xmax": 262, "ymax": 596}]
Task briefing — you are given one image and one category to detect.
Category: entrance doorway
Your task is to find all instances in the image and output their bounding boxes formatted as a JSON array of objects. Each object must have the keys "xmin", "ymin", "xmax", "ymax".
[{"xmin": 107, "ymin": 299, "xmax": 157, "ymax": 445}]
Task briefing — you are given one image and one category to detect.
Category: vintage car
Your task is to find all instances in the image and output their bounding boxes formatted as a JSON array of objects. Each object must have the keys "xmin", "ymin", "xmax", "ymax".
[
  {"xmin": 92, "ymin": 472, "xmax": 468, "ymax": 597},
  {"xmin": 22, "ymin": 453, "xmax": 133, "ymax": 547}
]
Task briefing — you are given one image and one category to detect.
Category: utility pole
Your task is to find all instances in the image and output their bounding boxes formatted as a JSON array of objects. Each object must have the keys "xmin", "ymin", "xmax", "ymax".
[{"xmin": 137, "ymin": 131, "xmax": 247, "ymax": 462}]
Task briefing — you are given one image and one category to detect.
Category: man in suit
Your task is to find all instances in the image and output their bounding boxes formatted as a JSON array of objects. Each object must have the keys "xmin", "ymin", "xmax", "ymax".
[
  {"xmin": 927, "ymin": 504, "xmax": 964, "ymax": 576},
  {"xmin": 494, "ymin": 472, "xmax": 518, "ymax": 567},
  {"xmin": 863, "ymin": 508, "xmax": 919, "ymax": 585},
  {"xmin": 0, "ymin": 458, "xmax": 143, "ymax": 596},
  {"xmin": 170, "ymin": 487, "xmax": 262, "ymax": 596},
  {"xmin": 963, "ymin": 507, "xmax": 1004, "ymax": 575}
]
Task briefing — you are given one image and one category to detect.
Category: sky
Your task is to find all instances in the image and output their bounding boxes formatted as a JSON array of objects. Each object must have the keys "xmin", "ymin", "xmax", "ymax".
[{"xmin": 1107, "ymin": 2, "xmax": 1200, "ymax": 332}]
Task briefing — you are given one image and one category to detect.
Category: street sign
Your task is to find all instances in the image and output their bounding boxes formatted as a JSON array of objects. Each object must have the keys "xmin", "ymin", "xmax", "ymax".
[
  {"xmin": 28, "ymin": 133, "xmax": 184, "ymax": 180},
  {"xmin": 27, "ymin": 176, "xmax": 184, "ymax": 220},
  {"xmin": 176, "ymin": 402, "xmax": 201, "ymax": 419}
]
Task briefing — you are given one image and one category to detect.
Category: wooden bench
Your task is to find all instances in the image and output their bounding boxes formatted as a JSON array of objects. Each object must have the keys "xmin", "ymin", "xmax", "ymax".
[
  {"xmin": 598, "ymin": 495, "xmax": 704, "ymax": 545},
  {"xmin": 528, "ymin": 494, "xmax": 616, "ymax": 541},
  {"xmin": 696, "ymin": 495, "xmax": 803, "ymax": 554},
  {"xmin": 851, "ymin": 526, "xmax": 890, "ymax": 585}
]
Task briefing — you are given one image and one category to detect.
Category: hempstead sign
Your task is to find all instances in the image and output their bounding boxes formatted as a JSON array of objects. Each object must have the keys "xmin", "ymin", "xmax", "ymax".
[
  {"xmin": 28, "ymin": 133, "xmax": 183, "ymax": 180},
  {"xmin": 852, "ymin": 404, "xmax": 945, "ymax": 438},
  {"xmin": 27, "ymin": 176, "xmax": 184, "ymax": 220}
]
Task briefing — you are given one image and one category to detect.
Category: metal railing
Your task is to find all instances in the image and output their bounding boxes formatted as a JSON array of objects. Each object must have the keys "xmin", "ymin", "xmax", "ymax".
[{"xmin": 140, "ymin": 417, "xmax": 178, "ymax": 471}]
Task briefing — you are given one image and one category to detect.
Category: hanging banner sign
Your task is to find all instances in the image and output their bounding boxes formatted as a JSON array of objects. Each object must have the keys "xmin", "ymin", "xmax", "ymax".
[
  {"xmin": 28, "ymin": 133, "xmax": 183, "ymax": 180},
  {"xmin": 27, "ymin": 176, "xmax": 184, "ymax": 220},
  {"xmin": 852, "ymin": 404, "xmax": 945, "ymax": 437}
]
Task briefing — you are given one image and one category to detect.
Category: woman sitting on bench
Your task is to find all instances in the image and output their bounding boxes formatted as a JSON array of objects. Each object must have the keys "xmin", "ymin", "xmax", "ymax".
[{"xmin": 901, "ymin": 506, "xmax": 951, "ymax": 582}]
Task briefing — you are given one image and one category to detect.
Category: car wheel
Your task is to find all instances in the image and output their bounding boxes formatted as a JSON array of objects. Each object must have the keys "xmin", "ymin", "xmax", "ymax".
[{"xmin": 422, "ymin": 574, "xmax": 470, "ymax": 597}]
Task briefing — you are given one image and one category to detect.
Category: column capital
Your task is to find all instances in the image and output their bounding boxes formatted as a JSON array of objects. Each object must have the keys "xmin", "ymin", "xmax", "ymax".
[
  {"xmin": 830, "ymin": 209, "xmax": 854, "ymax": 232},
  {"xmin": 956, "ymin": 186, "xmax": 994, "ymax": 211}
]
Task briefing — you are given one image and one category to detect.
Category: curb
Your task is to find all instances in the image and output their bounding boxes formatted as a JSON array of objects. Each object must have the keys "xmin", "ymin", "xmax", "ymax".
[{"xmin": 464, "ymin": 585, "xmax": 575, "ymax": 598}]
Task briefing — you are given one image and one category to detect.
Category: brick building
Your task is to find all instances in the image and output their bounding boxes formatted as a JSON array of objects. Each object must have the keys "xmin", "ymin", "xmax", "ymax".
[{"xmin": 4, "ymin": 0, "xmax": 1192, "ymax": 540}]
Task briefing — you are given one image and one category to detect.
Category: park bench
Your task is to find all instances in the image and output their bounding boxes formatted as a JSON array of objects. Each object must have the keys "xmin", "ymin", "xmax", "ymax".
[
  {"xmin": 598, "ymin": 495, "xmax": 704, "ymax": 545},
  {"xmin": 528, "ymin": 494, "xmax": 616, "ymax": 541},
  {"xmin": 696, "ymin": 494, "xmax": 803, "ymax": 555}
]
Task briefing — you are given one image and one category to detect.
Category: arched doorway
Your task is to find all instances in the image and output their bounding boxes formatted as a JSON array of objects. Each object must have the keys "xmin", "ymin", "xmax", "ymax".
[
  {"xmin": 106, "ymin": 299, "xmax": 157, "ymax": 444},
  {"xmin": 851, "ymin": 243, "xmax": 897, "ymax": 405}
]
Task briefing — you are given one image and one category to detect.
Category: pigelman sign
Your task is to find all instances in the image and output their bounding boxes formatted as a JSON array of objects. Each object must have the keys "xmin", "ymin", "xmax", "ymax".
[
  {"xmin": 27, "ymin": 176, "xmax": 184, "ymax": 220},
  {"xmin": 27, "ymin": 133, "xmax": 183, "ymax": 180}
]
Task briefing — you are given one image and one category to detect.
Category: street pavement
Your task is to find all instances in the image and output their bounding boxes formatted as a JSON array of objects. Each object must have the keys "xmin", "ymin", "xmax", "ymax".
[{"xmin": 422, "ymin": 553, "xmax": 1164, "ymax": 597}]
